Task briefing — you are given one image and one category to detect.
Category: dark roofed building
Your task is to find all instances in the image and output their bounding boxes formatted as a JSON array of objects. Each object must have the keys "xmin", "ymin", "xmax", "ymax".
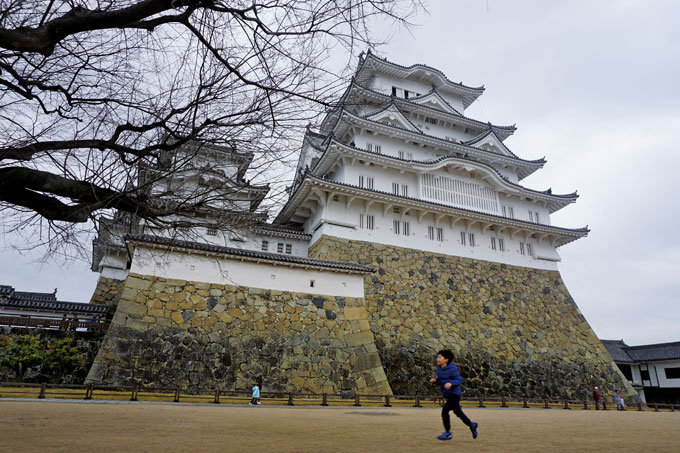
[
  {"xmin": 602, "ymin": 339, "xmax": 680, "ymax": 405},
  {"xmin": 0, "ymin": 284, "xmax": 110, "ymax": 331}
]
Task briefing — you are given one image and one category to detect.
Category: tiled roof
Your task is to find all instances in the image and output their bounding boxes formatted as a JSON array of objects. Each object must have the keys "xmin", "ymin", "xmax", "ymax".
[
  {"xmin": 338, "ymin": 109, "xmax": 545, "ymax": 166},
  {"xmin": 318, "ymin": 139, "xmax": 577, "ymax": 203},
  {"xmin": 255, "ymin": 225, "xmax": 312, "ymax": 240},
  {"xmin": 349, "ymin": 81, "xmax": 516, "ymax": 135},
  {"xmin": 0, "ymin": 285, "xmax": 109, "ymax": 314},
  {"xmin": 601, "ymin": 339, "xmax": 680, "ymax": 363},
  {"xmin": 625, "ymin": 341, "xmax": 680, "ymax": 362},
  {"xmin": 601, "ymin": 340, "xmax": 634, "ymax": 364},
  {"xmin": 125, "ymin": 234, "xmax": 373, "ymax": 273},
  {"xmin": 358, "ymin": 50, "xmax": 485, "ymax": 93},
  {"xmin": 278, "ymin": 173, "xmax": 589, "ymax": 242}
]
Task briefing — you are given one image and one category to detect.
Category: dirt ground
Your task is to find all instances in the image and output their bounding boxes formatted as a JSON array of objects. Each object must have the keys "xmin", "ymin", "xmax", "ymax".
[{"xmin": 1, "ymin": 400, "xmax": 678, "ymax": 452}]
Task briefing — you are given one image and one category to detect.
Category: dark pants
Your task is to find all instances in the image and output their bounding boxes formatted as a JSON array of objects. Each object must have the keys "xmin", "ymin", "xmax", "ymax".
[
  {"xmin": 595, "ymin": 400, "xmax": 600, "ymax": 410},
  {"xmin": 442, "ymin": 394, "xmax": 472, "ymax": 432}
]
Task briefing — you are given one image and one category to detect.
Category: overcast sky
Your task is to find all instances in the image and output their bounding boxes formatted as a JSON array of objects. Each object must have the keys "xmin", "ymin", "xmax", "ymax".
[{"xmin": 1, "ymin": 1, "xmax": 678, "ymax": 346}]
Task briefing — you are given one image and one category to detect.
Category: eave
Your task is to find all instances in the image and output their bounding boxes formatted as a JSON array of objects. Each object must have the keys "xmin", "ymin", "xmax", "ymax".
[
  {"xmin": 312, "ymin": 140, "xmax": 576, "ymax": 213},
  {"xmin": 331, "ymin": 110, "xmax": 544, "ymax": 180},
  {"xmin": 276, "ymin": 175, "xmax": 588, "ymax": 249}
]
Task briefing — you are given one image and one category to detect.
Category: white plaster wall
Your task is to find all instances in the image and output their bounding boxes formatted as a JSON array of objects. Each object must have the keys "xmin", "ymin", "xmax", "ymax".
[
  {"xmin": 101, "ymin": 267, "xmax": 129, "ymax": 280},
  {"xmin": 309, "ymin": 201, "xmax": 560, "ymax": 271},
  {"xmin": 652, "ymin": 361, "xmax": 680, "ymax": 388},
  {"xmin": 130, "ymin": 247, "xmax": 365, "ymax": 298},
  {"xmin": 497, "ymin": 193, "xmax": 551, "ymax": 225}
]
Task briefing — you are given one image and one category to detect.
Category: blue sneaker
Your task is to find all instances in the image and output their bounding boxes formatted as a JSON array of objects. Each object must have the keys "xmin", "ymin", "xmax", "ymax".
[
  {"xmin": 470, "ymin": 422, "xmax": 478, "ymax": 439},
  {"xmin": 437, "ymin": 432, "xmax": 452, "ymax": 441}
]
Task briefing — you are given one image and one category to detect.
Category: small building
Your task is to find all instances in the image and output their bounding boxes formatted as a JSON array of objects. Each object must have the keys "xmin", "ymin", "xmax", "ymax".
[
  {"xmin": 0, "ymin": 284, "xmax": 110, "ymax": 331},
  {"xmin": 602, "ymin": 339, "xmax": 680, "ymax": 405}
]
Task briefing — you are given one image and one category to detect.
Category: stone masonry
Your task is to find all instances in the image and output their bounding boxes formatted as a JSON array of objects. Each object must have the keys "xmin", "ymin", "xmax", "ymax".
[
  {"xmin": 308, "ymin": 235, "xmax": 635, "ymax": 400},
  {"xmin": 88, "ymin": 276, "xmax": 125, "ymax": 309},
  {"xmin": 86, "ymin": 273, "xmax": 391, "ymax": 395}
]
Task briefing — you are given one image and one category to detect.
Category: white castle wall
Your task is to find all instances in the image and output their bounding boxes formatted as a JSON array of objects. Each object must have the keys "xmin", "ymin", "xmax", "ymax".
[
  {"xmin": 308, "ymin": 197, "xmax": 561, "ymax": 271},
  {"xmin": 130, "ymin": 247, "xmax": 365, "ymax": 298}
]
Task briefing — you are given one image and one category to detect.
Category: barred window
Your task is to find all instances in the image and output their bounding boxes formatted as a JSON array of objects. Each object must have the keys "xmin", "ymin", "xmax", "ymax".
[
  {"xmin": 460, "ymin": 231, "xmax": 466, "ymax": 246},
  {"xmin": 402, "ymin": 221, "xmax": 410, "ymax": 236},
  {"xmin": 428, "ymin": 226, "xmax": 435, "ymax": 240},
  {"xmin": 490, "ymin": 237, "xmax": 497, "ymax": 251},
  {"xmin": 277, "ymin": 242, "xmax": 284, "ymax": 253},
  {"xmin": 207, "ymin": 228, "xmax": 217, "ymax": 236},
  {"xmin": 468, "ymin": 233, "xmax": 475, "ymax": 247},
  {"xmin": 285, "ymin": 244, "xmax": 292, "ymax": 254},
  {"xmin": 261, "ymin": 240, "xmax": 269, "ymax": 251},
  {"xmin": 499, "ymin": 238, "xmax": 505, "ymax": 252},
  {"xmin": 436, "ymin": 228, "xmax": 444, "ymax": 242},
  {"xmin": 519, "ymin": 242, "xmax": 525, "ymax": 256}
]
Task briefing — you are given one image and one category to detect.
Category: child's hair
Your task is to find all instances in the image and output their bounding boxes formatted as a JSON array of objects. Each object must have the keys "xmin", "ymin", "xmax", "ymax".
[{"xmin": 438, "ymin": 349, "xmax": 454, "ymax": 364}]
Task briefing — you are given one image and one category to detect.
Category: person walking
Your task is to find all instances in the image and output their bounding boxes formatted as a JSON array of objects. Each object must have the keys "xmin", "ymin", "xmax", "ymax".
[
  {"xmin": 249, "ymin": 383, "xmax": 260, "ymax": 406},
  {"xmin": 429, "ymin": 349, "xmax": 478, "ymax": 441},
  {"xmin": 615, "ymin": 390, "xmax": 625, "ymax": 411},
  {"xmin": 593, "ymin": 386, "xmax": 601, "ymax": 410}
]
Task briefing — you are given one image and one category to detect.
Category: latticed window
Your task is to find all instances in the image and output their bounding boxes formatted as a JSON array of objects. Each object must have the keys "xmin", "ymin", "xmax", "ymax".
[
  {"xmin": 490, "ymin": 237, "xmax": 497, "ymax": 250},
  {"xmin": 207, "ymin": 228, "xmax": 217, "ymax": 236},
  {"xmin": 262, "ymin": 240, "xmax": 269, "ymax": 251},
  {"xmin": 285, "ymin": 244, "xmax": 292, "ymax": 254},
  {"xmin": 436, "ymin": 228, "xmax": 444, "ymax": 242},
  {"xmin": 422, "ymin": 174, "xmax": 498, "ymax": 213},
  {"xmin": 428, "ymin": 226, "xmax": 435, "ymax": 240}
]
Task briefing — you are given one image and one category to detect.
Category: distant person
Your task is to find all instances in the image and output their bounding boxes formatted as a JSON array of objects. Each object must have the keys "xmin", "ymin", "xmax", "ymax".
[
  {"xmin": 249, "ymin": 383, "xmax": 260, "ymax": 406},
  {"xmin": 616, "ymin": 391, "xmax": 625, "ymax": 411},
  {"xmin": 429, "ymin": 349, "xmax": 478, "ymax": 441},
  {"xmin": 593, "ymin": 386, "xmax": 601, "ymax": 410}
]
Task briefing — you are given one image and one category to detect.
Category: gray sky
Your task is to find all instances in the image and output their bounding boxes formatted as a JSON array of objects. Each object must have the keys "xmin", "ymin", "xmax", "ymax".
[{"xmin": 1, "ymin": 0, "xmax": 678, "ymax": 346}]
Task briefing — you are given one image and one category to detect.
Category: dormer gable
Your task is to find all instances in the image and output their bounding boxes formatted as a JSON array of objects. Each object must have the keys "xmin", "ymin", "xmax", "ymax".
[
  {"xmin": 365, "ymin": 103, "xmax": 421, "ymax": 133},
  {"xmin": 409, "ymin": 90, "xmax": 462, "ymax": 116},
  {"xmin": 464, "ymin": 129, "xmax": 515, "ymax": 157}
]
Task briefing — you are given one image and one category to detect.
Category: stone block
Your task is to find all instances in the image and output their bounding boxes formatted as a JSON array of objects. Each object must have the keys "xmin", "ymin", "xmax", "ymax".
[
  {"xmin": 344, "ymin": 306, "xmax": 368, "ymax": 320},
  {"xmin": 344, "ymin": 330, "xmax": 375, "ymax": 347}
]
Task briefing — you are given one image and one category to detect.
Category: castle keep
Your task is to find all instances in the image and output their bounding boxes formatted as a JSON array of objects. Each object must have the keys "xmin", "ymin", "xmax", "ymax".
[{"xmin": 87, "ymin": 52, "xmax": 633, "ymax": 399}]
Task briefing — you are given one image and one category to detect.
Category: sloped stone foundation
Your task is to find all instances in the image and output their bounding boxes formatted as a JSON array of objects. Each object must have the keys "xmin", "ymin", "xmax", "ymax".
[
  {"xmin": 86, "ymin": 274, "xmax": 390, "ymax": 394},
  {"xmin": 308, "ymin": 236, "xmax": 634, "ymax": 400}
]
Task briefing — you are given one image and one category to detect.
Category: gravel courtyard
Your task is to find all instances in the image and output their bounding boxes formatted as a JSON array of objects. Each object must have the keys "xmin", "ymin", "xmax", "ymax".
[{"xmin": 1, "ymin": 400, "xmax": 678, "ymax": 452}]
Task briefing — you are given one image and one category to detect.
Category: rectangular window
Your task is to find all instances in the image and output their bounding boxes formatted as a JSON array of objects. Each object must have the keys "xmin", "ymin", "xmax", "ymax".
[
  {"xmin": 401, "ymin": 184, "xmax": 408, "ymax": 197},
  {"xmin": 359, "ymin": 214, "xmax": 364, "ymax": 229},
  {"xmin": 398, "ymin": 150, "xmax": 405, "ymax": 159},
  {"xmin": 366, "ymin": 177, "xmax": 374, "ymax": 189},
  {"xmin": 529, "ymin": 210, "xmax": 534, "ymax": 222},
  {"xmin": 502, "ymin": 206, "xmax": 507, "ymax": 217},
  {"xmin": 428, "ymin": 226, "xmax": 435, "ymax": 240},
  {"xmin": 277, "ymin": 242, "xmax": 284, "ymax": 253},
  {"xmin": 375, "ymin": 144, "xmax": 382, "ymax": 153},
  {"xmin": 527, "ymin": 243, "xmax": 534, "ymax": 256},
  {"xmin": 285, "ymin": 244, "xmax": 292, "ymax": 254},
  {"xmin": 508, "ymin": 207, "xmax": 515, "ymax": 219},
  {"xmin": 519, "ymin": 242, "xmax": 525, "ymax": 256},
  {"xmin": 261, "ymin": 240, "xmax": 269, "ymax": 251},
  {"xmin": 499, "ymin": 238, "xmax": 505, "ymax": 252},
  {"xmin": 535, "ymin": 212, "xmax": 540, "ymax": 224},
  {"xmin": 640, "ymin": 369, "xmax": 650, "ymax": 381},
  {"xmin": 404, "ymin": 90, "xmax": 410, "ymax": 99},
  {"xmin": 664, "ymin": 367, "xmax": 680, "ymax": 379},
  {"xmin": 359, "ymin": 175, "xmax": 364, "ymax": 188},
  {"xmin": 366, "ymin": 215, "xmax": 374, "ymax": 230},
  {"xmin": 468, "ymin": 233, "xmax": 475, "ymax": 247},
  {"xmin": 425, "ymin": 117, "xmax": 437, "ymax": 125},
  {"xmin": 460, "ymin": 231, "xmax": 466, "ymax": 246},
  {"xmin": 392, "ymin": 182, "xmax": 400, "ymax": 195},
  {"xmin": 391, "ymin": 86, "xmax": 397, "ymax": 96},
  {"xmin": 207, "ymin": 228, "xmax": 217, "ymax": 236},
  {"xmin": 402, "ymin": 221, "xmax": 410, "ymax": 236},
  {"xmin": 393, "ymin": 220, "xmax": 400, "ymax": 235},
  {"xmin": 490, "ymin": 237, "xmax": 497, "ymax": 251},
  {"xmin": 366, "ymin": 143, "xmax": 373, "ymax": 152},
  {"xmin": 436, "ymin": 227, "xmax": 444, "ymax": 242}
]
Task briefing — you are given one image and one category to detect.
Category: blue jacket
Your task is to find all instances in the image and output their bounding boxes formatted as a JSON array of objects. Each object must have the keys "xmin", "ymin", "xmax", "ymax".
[{"xmin": 435, "ymin": 363, "xmax": 464, "ymax": 397}]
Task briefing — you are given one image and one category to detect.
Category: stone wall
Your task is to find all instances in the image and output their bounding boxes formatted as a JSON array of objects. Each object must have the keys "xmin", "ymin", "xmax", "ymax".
[
  {"xmin": 88, "ymin": 276, "xmax": 125, "ymax": 308},
  {"xmin": 86, "ymin": 274, "xmax": 390, "ymax": 394},
  {"xmin": 308, "ymin": 235, "xmax": 635, "ymax": 400}
]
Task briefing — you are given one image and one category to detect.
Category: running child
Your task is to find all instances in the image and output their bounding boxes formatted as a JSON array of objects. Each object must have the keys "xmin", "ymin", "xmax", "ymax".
[{"xmin": 429, "ymin": 349, "xmax": 478, "ymax": 441}]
